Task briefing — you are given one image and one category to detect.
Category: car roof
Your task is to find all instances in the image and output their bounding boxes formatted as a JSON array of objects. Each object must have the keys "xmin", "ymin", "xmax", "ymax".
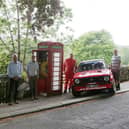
[{"xmin": 80, "ymin": 59, "xmax": 105, "ymax": 64}]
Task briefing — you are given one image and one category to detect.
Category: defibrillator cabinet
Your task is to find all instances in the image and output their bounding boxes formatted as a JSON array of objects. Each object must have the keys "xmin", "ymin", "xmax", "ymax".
[{"xmin": 32, "ymin": 41, "xmax": 63, "ymax": 96}]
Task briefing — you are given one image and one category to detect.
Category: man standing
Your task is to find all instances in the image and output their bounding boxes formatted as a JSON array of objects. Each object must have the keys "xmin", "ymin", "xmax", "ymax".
[
  {"xmin": 7, "ymin": 54, "xmax": 23, "ymax": 105},
  {"xmin": 39, "ymin": 55, "xmax": 48, "ymax": 95},
  {"xmin": 111, "ymin": 49, "xmax": 121, "ymax": 90},
  {"xmin": 27, "ymin": 55, "xmax": 39, "ymax": 100},
  {"xmin": 63, "ymin": 53, "xmax": 77, "ymax": 93}
]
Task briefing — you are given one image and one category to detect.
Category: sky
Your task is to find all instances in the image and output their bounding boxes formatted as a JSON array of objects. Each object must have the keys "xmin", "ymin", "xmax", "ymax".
[{"xmin": 62, "ymin": 0, "xmax": 129, "ymax": 46}]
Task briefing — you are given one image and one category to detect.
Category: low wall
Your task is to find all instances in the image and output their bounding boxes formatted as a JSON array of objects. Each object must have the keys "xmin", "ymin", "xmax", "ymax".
[{"xmin": 120, "ymin": 66, "xmax": 129, "ymax": 82}]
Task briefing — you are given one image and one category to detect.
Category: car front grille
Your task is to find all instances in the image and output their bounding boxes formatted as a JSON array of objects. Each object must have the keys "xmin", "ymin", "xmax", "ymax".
[{"xmin": 78, "ymin": 76, "xmax": 110, "ymax": 85}]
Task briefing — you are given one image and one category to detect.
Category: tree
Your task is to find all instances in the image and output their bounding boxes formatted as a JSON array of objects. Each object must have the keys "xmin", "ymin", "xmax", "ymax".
[
  {"xmin": 70, "ymin": 30, "xmax": 115, "ymax": 64},
  {"xmin": 0, "ymin": 0, "xmax": 63, "ymax": 61},
  {"xmin": 0, "ymin": 0, "xmax": 73, "ymax": 73},
  {"xmin": 18, "ymin": 0, "xmax": 64, "ymax": 62},
  {"xmin": 118, "ymin": 46, "xmax": 129, "ymax": 65},
  {"xmin": 40, "ymin": 7, "xmax": 74, "ymax": 44}
]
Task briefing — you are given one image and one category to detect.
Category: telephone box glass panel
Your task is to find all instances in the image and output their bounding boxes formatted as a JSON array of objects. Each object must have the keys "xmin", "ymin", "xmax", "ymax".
[{"xmin": 52, "ymin": 52, "xmax": 61, "ymax": 91}]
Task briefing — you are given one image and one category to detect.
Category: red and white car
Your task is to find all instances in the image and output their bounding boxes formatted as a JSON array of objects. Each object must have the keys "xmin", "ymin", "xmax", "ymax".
[{"xmin": 72, "ymin": 59, "xmax": 116, "ymax": 97}]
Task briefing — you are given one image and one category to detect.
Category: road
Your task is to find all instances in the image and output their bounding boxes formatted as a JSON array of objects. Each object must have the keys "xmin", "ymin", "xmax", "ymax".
[{"xmin": 1, "ymin": 91, "xmax": 129, "ymax": 129}]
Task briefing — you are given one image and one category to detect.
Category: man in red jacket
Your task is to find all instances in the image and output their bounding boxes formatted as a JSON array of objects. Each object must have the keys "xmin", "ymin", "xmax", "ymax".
[{"xmin": 63, "ymin": 54, "xmax": 77, "ymax": 93}]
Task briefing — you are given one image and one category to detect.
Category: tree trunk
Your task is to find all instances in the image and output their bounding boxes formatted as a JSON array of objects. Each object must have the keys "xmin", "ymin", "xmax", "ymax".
[
  {"xmin": 23, "ymin": 25, "xmax": 29, "ymax": 66},
  {"xmin": 4, "ymin": 6, "xmax": 15, "ymax": 53},
  {"xmin": 16, "ymin": 0, "xmax": 21, "ymax": 60}
]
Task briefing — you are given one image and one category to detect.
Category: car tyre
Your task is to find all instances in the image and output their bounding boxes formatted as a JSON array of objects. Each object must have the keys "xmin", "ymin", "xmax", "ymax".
[
  {"xmin": 109, "ymin": 83, "xmax": 116, "ymax": 95},
  {"xmin": 109, "ymin": 88, "xmax": 115, "ymax": 95},
  {"xmin": 72, "ymin": 87, "xmax": 80, "ymax": 97}
]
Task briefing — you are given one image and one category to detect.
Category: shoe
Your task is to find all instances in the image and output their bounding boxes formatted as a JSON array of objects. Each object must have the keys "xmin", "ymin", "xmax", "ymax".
[
  {"xmin": 8, "ymin": 103, "xmax": 13, "ymax": 106},
  {"xmin": 64, "ymin": 89, "xmax": 67, "ymax": 93},
  {"xmin": 116, "ymin": 87, "xmax": 120, "ymax": 91},
  {"xmin": 34, "ymin": 97, "xmax": 39, "ymax": 100},
  {"xmin": 15, "ymin": 101, "xmax": 19, "ymax": 104},
  {"xmin": 31, "ymin": 97, "xmax": 34, "ymax": 101},
  {"xmin": 116, "ymin": 83, "xmax": 120, "ymax": 91},
  {"xmin": 69, "ymin": 88, "xmax": 71, "ymax": 93}
]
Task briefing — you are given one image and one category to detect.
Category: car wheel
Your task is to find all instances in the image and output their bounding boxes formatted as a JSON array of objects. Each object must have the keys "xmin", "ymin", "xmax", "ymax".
[
  {"xmin": 72, "ymin": 87, "xmax": 80, "ymax": 97},
  {"xmin": 109, "ymin": 83, "xmax": 116, "ymax": 95},
  {"xmin": 109, "ymin": 88, "xmax": 115, "ymax": 95}
]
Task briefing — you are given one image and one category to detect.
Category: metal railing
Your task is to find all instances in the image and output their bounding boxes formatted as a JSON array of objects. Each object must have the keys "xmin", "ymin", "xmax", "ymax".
[{"xmin": 0, "ymin": 74, "xmax": 9, "ymax": 104}]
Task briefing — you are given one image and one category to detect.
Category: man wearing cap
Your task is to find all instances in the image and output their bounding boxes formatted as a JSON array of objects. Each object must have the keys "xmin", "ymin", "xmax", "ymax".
[{"xmin": 7, "ymin": 54, "xmax": 23, "ymax": 105}]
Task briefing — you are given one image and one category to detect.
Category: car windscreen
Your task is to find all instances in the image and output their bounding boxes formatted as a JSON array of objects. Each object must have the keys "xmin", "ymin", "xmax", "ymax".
[{"xmin": 77, "ymin": 61, "xmax": 105, "ymax": 72}]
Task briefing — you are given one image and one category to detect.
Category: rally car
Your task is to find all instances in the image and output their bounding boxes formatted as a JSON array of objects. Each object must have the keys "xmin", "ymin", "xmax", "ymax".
[{"xmin": 72, "ymin": 59, "xmax": 116, "ymax": 97}]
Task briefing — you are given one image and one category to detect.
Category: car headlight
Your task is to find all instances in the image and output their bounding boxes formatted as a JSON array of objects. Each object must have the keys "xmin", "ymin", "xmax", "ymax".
[
  {"xmin": 74, "ymin": 79, "xmax": 80, "ymax": 84},
  {"xmin": 104, "ymin": 76, "xmax": 110, "ymax": 81}
]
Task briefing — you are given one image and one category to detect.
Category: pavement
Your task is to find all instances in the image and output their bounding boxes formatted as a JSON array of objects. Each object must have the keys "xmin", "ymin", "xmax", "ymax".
[{"xmin": 0, "ymin": 81, "xmax": 129, "ymax": 120}]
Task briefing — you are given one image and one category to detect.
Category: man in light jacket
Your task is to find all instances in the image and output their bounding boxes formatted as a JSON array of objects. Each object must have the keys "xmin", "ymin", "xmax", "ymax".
[
  {"xmin": 27, "ymin": 55, "xmax": 39, "ymax": 100},
  {"xmin": 7, "ymin": 54, "xmax": 23, "ymax": 105}
]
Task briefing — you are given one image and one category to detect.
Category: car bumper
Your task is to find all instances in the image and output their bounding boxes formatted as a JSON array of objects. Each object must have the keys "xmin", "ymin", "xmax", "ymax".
[{"xmin": 73, "ymin": 84, "xmax": 113, "ymax": 92}]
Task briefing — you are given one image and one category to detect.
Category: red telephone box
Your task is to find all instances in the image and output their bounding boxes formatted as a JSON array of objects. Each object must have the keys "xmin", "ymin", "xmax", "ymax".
[{"xmin": 32, "ymin": 41, "xmax": 63, "ymax": 96}]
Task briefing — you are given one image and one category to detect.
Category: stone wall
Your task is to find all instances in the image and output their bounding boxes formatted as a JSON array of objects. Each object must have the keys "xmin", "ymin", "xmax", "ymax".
[{"xmin": 120, "ymin": 66, "xmax": 129, "ymax": 82}]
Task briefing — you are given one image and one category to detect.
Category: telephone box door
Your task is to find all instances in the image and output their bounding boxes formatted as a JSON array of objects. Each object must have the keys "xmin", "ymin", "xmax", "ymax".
[{"xmin": 51, "ymin": 52, "xmax": 62, "ymax": 92}]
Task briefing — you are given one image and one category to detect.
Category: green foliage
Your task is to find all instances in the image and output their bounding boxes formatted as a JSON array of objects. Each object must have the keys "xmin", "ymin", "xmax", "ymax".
[
  {"xmin": 118, "ymin": 46, "xmax": 129, "ymax": 65},
  {"xmin": 70, "ymin": 30, "xmax": 115, "ymax": 64},
  {"xmin": 18, "ymin": 0, "xmax": 63, "ymax": 32},
  {"xmin": 41, "ymin": 7, "xmax": 73, "ymax": 43},
  {"xmin": 0, "ymin": 0, "xmax": 72, "ymax": 73},
  {"xmin": 0, "ymin": 50, "xmax": 10, "ymax": 74}
]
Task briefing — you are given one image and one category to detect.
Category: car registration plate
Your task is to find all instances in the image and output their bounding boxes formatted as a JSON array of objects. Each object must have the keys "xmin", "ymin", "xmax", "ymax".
[{"xmin": 87, "ymin": 84, "xmax": 98, "ymax": 88}]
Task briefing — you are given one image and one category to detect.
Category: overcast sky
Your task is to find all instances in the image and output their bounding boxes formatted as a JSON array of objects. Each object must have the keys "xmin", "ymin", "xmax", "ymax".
[{"xmin": 62, "ymin": 0, "xmax": 129, "ymax": 46}]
